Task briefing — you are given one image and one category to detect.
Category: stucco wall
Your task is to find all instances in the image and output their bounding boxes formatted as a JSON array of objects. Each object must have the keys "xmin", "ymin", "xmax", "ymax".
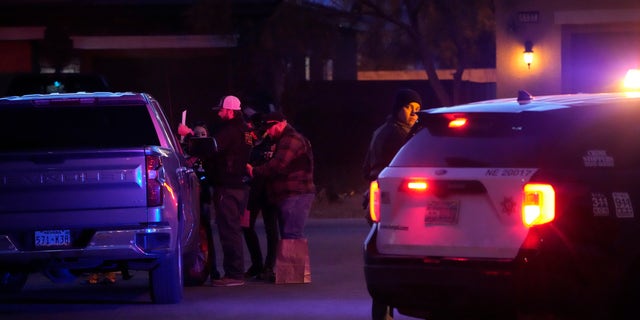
[{"xmin": 495, "ymin": 0, "xmax": 640, "ymax": 98}]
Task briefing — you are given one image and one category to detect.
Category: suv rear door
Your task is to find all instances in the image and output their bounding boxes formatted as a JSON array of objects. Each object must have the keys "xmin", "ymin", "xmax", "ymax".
[{"xmin": 376, "ymin": 101, "xmax": 640, "ymax": 260}]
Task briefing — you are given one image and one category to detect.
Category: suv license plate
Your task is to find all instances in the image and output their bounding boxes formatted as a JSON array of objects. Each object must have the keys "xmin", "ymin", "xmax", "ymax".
[
  {"xmin": 425, "ymin": 200, "xmax": 460, "ymax": 225},
  {"xmin": 35, "ymin": 229, "xmax": 71, "ymax": 248}
]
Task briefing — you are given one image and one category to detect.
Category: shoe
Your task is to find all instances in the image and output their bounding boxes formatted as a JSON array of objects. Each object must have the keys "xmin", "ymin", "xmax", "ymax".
[
  {"xmin": 244, "ymin": 265, "xmax": 263, "ymax": 279},
  {"xmin": 260, "ymin": 268, "xmax": 275, "ymax": 283},
  {"xmin": 211, "ymin": 277, "xmax": 245, "ymax": 287},
  {"xmin": 210, "ymin": 272, "xmax": 222, "ymax": 281}
]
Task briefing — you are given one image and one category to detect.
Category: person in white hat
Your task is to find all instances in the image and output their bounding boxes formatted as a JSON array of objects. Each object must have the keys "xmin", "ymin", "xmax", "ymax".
[{"xmin": 178, "ymin": 95, "xmax": 254, "ymax": 287}]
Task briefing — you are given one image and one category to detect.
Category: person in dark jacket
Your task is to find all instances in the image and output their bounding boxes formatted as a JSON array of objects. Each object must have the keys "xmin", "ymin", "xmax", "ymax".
[
  {"xmin": 184, "ymin": 122, "xmax": 222, "ymax": 281},
  {"xmin": 247, "ymin": 112, "xmax": 316, "ymax": 240},
  {"xmin": 242, "ymin": 113, "xmax": 279, "ymax": 280},
  {"xmin": 362, "ymin": 88, "xmax": 423, "ymax": 183},
  {"xmin": 179, "ymin": 95, "xmax": 253, "ymax": 287},
  {"xmin": 362, "ymin": 88, "xmax": 422, "ymax": 224}
]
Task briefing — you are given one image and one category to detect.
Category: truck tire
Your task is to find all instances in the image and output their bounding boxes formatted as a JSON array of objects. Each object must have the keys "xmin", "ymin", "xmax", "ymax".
[
  {"xmin": 183, "ymin": 222, "xmax": 210, "ymax": 286},
  {"xmin": 372, "ymin": 299, "xmax": 394, "ymax": 320},
  {"xmin": 0, "ymin": 270, "xmax": 28, "ymax": 294},
  {"xmin": 149, "ymin": 243, "xmax": 183, "ymax": 304}
]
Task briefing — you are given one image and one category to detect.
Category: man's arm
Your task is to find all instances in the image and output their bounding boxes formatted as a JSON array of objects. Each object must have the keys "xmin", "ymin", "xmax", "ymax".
[{"xmin": 253, "ymin": 134, "xmax": 303, "ymax": 177}]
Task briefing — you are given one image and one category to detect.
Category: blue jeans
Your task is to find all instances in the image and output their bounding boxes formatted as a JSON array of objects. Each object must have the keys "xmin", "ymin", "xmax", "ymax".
[
  {"xmin": 277, "ymin": 193, "xmax": 315, "ymax": 239},
  {"xmin": 212, "ymin": 186, "xmax": 249, "ymax": 280}
]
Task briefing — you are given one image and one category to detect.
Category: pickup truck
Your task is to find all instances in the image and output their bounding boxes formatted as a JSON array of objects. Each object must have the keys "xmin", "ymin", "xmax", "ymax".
[{"xmin": 0, "ymin": 92, "xmax": 210, "ymax": 303}]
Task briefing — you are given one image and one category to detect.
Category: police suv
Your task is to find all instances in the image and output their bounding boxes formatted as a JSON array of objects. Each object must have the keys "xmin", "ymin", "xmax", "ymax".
[{"xmin": 364, "ymin": 91, "xmax": 640, "ymax": 319}]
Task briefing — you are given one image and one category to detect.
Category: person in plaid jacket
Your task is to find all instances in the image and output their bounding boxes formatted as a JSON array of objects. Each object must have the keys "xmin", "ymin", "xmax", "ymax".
[{"xmin": 247, "ymin": 111, "xmax": 316, "ymax": 240}]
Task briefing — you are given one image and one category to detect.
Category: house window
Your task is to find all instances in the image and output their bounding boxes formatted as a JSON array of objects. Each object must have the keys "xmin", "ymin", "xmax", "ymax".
[
  {"xmin": 323, "ymin": 59, "xmax": 333, "ymax": 81},
  {"xmin": 305, "ymin": 56, "xmax": 311, "ymax": 81}
]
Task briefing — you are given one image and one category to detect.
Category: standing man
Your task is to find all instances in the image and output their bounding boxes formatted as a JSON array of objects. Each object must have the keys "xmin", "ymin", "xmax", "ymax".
[
  {"xmin": 178, "ymin": 95, "xmax": 253, "ymax": 287},
  {"xmin": 363, "ymin": 88, "xmax": 422, "ymax": 182},
  {"xmin": 247, "ymin": 112, "xmax": 315, "ymax": 241},
  {"xmin": 362, "ymin": 88, "xmax": 422, "ymax": 223}
]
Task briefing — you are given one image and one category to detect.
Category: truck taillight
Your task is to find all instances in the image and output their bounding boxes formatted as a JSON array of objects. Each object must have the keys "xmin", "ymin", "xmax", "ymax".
[
  {"xmin": 522, "ymin": 183, "xmax": 555, "ymax": 227},
  {"xmin": 369, "ymin": 181, "xmax": 380, "ymax": 222},
  {"xmin": 146, "ymin": 155, "xmax": 163, "ymax": 207}
]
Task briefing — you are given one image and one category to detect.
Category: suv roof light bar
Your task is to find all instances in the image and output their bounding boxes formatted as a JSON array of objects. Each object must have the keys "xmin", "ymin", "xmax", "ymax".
[{"xmin": 517, "ymin": 90, "xmax": 533, "ymax": 105}]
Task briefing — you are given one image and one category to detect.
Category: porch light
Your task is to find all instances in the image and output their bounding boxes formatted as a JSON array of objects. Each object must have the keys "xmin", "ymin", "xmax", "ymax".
[{"xmin": 523, "ymin": 41, "xmax": 534, "ymax": 69}]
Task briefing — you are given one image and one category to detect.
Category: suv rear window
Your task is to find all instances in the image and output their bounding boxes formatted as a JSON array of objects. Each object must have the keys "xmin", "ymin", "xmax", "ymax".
[
  {"xmin": 392, "ymin": 103, "xmax": 640, "ymax": 169},
  {"xmin": 0, "ymin": 104, "xmax": 160, "ymax": 152}
]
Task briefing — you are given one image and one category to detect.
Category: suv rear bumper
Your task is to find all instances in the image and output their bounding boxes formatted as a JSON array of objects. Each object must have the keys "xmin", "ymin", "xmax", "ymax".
[
  {"xmin": 364, "ymin": 227, "xmax": 516, "ymax": 312},
  {"xmin": 364, "ymin": 224, "xmax": 629, "ymax": 316}
]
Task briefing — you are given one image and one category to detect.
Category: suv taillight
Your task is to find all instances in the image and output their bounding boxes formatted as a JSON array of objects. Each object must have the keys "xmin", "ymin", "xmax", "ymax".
[
  {"xmin": 146, "ymin": 155, "xmax": 164, "ymax": 207},
  {"xmin": 448, "ymin": 117, "xmax": 468, "ymax": 128},
  {"xmin": 399, "ymin": 178, "xmax": 429, "ymax": 193},
  {"xmin": 522, "ymin": 183, "xmax": 555, "ymax": 227},
  {"xmin": 369, "ymin": 181, "xmax": 380, "ymax": 222}
]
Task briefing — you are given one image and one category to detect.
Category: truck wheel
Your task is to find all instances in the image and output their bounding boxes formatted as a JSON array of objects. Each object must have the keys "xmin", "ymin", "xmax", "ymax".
[
  {"xmin": 0, "ymin": 270, "xmax": 28, "ymax": 294},
  {"xmin": 372, "ymin": 299, "xmax": 394, "ymax": 320},
  {"xmin": 183, "ymin": 222, "xmax": 210, "ymax": 286},
  {"xmin": 149, "ymin": 244, "xmax": 183, "ymax": 304}
]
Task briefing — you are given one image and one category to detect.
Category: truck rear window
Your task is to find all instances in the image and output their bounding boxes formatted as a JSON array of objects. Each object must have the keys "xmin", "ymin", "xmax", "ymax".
[{"xmin": 0, "ymin": 104, "xmax": 160, "ymax": 151}]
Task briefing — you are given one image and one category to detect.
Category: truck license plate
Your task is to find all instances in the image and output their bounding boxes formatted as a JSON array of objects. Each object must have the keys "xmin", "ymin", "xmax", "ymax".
[
  {"xmin": 35, "ymin": 230, "xmax": 71, "ymax": 248},
  {"xmin": 425, "ymin": 200, "xmax": 460, "ymax": 225}
]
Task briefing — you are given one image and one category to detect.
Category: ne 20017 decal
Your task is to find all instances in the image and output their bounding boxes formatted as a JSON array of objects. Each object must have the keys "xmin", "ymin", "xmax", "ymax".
[
  {"xmin": 484, "ymin": 168, "xmax": 535, "ymax": 177},
  {"xmin": 591, "ymin": 192, "xmax": 634, "ymax": 218}
]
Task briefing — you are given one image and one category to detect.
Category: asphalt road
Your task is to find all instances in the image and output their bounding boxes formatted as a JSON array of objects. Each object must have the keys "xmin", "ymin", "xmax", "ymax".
[{"xmin": 0, "ymin": 218, "xmax": 416, "ymax": 320}]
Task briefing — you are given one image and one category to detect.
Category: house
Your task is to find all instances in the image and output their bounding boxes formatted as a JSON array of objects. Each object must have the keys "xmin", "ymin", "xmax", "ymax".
[
  {"xmin": 0, "ymin": 1, "xmax": 277, "ymax": 123},
  {"xmin": 0, "ymin": 0, "xmax": 359, "ymax": 121},
  {"xmin": 495, "ymin": 0, "xmax": 640, "ymax": 97}
]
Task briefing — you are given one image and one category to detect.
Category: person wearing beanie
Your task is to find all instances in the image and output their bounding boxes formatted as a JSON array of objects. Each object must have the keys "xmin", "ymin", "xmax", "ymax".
[
  {"xmin": 362, "ymin": 88, "xmax": 422, "ymax": 221},
  {"xmin": 392, "ymin": 88, "xmax": 423, "ymax": 119}
]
